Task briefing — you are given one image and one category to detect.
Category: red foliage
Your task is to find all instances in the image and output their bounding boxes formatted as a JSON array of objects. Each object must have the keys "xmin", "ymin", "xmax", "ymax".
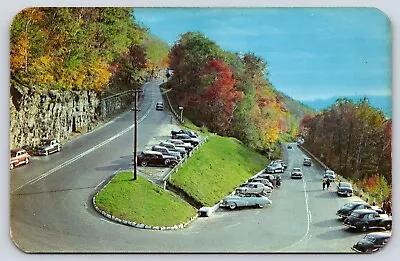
[
  {"xmin": 367, "ymin": 174, "xmax": 379, "ymax": 190},
  {"xmin": 203, "ymin": 58, "xmax": 244, "ymax": 128}
]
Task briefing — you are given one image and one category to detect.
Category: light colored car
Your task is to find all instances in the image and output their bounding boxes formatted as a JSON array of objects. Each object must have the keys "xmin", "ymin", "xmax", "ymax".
[
  {"xmin": 291, "ymin": 167, "xmax": 303, "ymax": 179},
  {"xmin": 151, "ymin": 145, "xmax": 182, "ymax": 160},
  {"xmin": 248, "ymin": 178, "xmax": 274, "ymax": 191},
  {"xmin": 324, "ymin": 169, "xmax": 336, "ymax": 181},
  {"xmin": 156, "ymin": 102, "xmax": 163, "ymax": 111},
  {"xmin": 235, "ymin": 182, "xmax": 266, "ymax": 195},
  {"xmin": 167, "ymin": 139, "xmax": 194, "ymax": 152},
  {"xmin": 221, "ymin": 193, "xmax": 272, "ymax": 210},
  {"xmin": 266, "ymin": 162, "xmax": 284, "ymax": 173}
]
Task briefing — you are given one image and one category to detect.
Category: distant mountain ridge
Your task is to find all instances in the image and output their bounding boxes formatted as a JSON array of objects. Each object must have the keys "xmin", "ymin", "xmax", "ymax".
[{"xmin": 299, "ymin": 95, "xmax": 392, "ymax": 118}]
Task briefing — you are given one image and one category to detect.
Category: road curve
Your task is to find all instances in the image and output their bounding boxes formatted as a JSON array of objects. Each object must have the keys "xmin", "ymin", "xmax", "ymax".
[{"xmin": 10, "ymin": 81, "xmax": 376, "ymax": 253}]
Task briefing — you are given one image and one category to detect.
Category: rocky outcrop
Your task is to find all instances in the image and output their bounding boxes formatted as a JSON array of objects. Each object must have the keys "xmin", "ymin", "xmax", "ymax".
[{"xmin": 9, "ymin": 84, "xmax": 135, "ymax": 149}]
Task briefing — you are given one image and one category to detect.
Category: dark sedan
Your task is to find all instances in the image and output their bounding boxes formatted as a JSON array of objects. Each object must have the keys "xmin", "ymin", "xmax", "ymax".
[
  {"xmin": 343, "ymin": 209, "xmax": 392, "ymax": 232},
  {"xmin": 337, "ymin": 182, "xmax": 353, "ymax": 197},
  {"xmin": 336, "ymin": 202, "xmax": 371, "ymax": 220},
  {"xmin": 351, "ymin": 232, "xmax": 391, "ymax": 253}
]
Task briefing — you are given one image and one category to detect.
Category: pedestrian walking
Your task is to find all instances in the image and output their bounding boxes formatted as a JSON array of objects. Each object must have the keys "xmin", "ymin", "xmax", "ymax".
[
  {"xmin": 322, "ymin": 178, "xmax": 326, "ymax": 190},
  {"xmin": 386, "ymin": 200, "xmax": 392, "ymax": 217},
  {"xmin": 326, "ymin": 179, "xmax": 331, "ymax": 190},
  {"xmin": 382, "ymin": 200, "xmax": 387, "ymax": 214}
]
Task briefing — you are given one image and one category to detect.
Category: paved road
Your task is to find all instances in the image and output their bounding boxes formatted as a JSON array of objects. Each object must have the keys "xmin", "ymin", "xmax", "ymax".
[{"xmin": 10, "ymin": 81, "xmax": 383, "ymax": 253}]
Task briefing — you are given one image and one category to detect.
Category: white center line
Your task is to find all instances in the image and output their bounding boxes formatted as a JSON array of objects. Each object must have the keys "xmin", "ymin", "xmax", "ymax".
[{"xmin": 11, "ymin": 86, "xmax": 156, "ymax": 194}]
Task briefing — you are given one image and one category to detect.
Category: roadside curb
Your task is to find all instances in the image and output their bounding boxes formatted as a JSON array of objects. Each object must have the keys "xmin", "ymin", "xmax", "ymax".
[
  {"xmin": 91, "ymin": 170, "xmax": 198, "ymax": 231},
  {"xmin": 199, "ymin": 168, "xmax": 267, "ymax": 217}
]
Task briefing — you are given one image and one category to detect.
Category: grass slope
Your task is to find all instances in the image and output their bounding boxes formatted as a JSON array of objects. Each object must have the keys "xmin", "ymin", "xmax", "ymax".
[
  {"xmin": 95, "ymin": 172, "xmax": 197, "ymax": 227},
  {"xmin": 170, "ymin": 135, "xmax": 267, "ymax": 206}
]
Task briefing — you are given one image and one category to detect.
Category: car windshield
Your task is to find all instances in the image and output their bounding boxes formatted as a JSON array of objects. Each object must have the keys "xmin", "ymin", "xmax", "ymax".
[
  {"xmin": 293, "ymin": 168, "xmax": 301, "ymax": 172},
  {"xmin": 364, "ymin": 235, "xmax": 376, "ymax": 242}
]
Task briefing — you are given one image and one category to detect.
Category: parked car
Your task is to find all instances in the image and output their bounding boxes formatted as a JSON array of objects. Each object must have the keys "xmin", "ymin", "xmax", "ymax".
[
  {"xmin": 324, "ymin": 169, "xmax": 336, "ymax": 181},
  {"xmin": 272, "ymin": 159, "xmax": 287, "ymax": 169},
  {"xmin": 167, "ymin": 139, "xmax": 194, "ymax": 152},
  {"xmin": 303, "ymin": 158, "xmax": 312, "ymax": 166},
  {"xmin": 151, "ymin": 145, "xmax": 181, "ymax": 160},
  {"xmin": 257, "ymin": 173, "xmax": 282, "ymax": 186},
  {"xmin": 36, "ymin": 139, "xmax": 62, "ymax": 156},
  {"xmin": 336, "ymin": 202, "xmax": 372, "ymax": 220},
  {"xmin": 343, "ymin": 209, "xmax": 392, "ymax": 232},
  {"xmin": 290, "ymin": 167, "xmax": 303, "ymax": 179},
  {"xmin": 265, "ymin": 162, "xmax": 284, "ymax": 173},
  {"xmin": 137, "ymin": 151, "xmax": 178, "ymax": 167},
  {"xmin": 337, "ymin": 182, "xmax": 353, "ymax": 197},
  {"xmin": 351, "ymin": 232, "xmax": 391, "ymax": 253},
  {"xmin": 171, "ymin": 129, "xmax": 198, "ymax": 138},
  {"xmin": 221, "ymin": 193, "xmax": 272, "ymax": 210},
  {"xmin": 10, "ymin": 149, "xmax": 31, "ymax": 170},
  {"xmin": 171, "ymin": 133, "xmax": 199, "ymax": 146},
  {"xmin": 156, "ymin": 102, "xmax": 163, "ymax": 111},
  {"xmin": 248, "ymin": 177, "xmax": 274, "ymax": 190},
  {"xmin": 235, "ymin": 182, "xmax": 267, "ymax": 195},
  {"xmin": 159, "ymin": 141, "xmax": 187, "ymax": 157}
]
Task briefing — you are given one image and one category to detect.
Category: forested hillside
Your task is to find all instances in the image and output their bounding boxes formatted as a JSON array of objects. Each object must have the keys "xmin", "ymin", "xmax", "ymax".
[
  {"xmin": 300, "ymin": 98, "xmax": 392, "ymax": 201},
  {"xmin": 166, "ymin": 32, "xmax": 311, "ymax": 152},
  {"xmin": 10, "ymin": 7, "xmax": 169, "ymax": 94}
]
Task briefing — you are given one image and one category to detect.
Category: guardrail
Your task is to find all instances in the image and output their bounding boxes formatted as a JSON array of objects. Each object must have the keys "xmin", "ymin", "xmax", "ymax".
[
  {"xmin": 298, "ymin": 144, "xmax": 373, "ymax": 202},
  {"xmin": 161, "ymin": 136, "xmax": 210, "ymax": 190},
  {"xmin": 163, "ymin": 88, "xmax": 184, "ymax": 124}
]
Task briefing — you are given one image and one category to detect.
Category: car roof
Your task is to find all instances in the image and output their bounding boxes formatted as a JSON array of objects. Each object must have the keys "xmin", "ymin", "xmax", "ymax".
[
  {"xmin": 366, "ymin": 232, "xmax": 392, "ymax": 238},
  {"xmin": 293, "ymin": 168, "xmax": 301, "ymax": 171},
  {"xmin": 352, "ymin": 209, "xmax": 377, "ymax": 214},
  {"xmin": 339, "ymin": 182, "xmax": 352, "ymax": 186},
  {"xmin": 143, "ymin": 150, "xmax": 163, "ymax": 155}
]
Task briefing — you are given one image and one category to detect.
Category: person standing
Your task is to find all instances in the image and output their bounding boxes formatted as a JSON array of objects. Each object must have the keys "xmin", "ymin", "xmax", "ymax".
[
  {"xmin": 386, "ymin": 200, "xmax": 392, "ymax": 217},
  {"xmin": 322, "ymin": 178, "xmax": 326, "ymax": 190},
  {"xmin": 382, "ymin": 200, "xmax": 387, "ymax": 214},
  {"xmin": 326, "ymin": 179, "xmax": 331, "ymax": 190}
]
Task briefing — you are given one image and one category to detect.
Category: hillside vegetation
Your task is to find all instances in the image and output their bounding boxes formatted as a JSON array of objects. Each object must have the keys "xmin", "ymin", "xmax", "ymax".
[
  {"xmin": 301, "ymin": 98, "xmax": 392, "ymax": 202},
  {"xmin": 166, "ymin": 32, "xmax": 313, "ymax": 152},
  {"xmin": 170, "ymin": 135, "xmax": 268, "ymax": 206}
]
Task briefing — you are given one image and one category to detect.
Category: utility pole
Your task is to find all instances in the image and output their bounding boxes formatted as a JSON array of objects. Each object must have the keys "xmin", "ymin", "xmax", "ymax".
[{"xmin": 133, "ymin": 89, "xmax": 143, "ymax": 181}]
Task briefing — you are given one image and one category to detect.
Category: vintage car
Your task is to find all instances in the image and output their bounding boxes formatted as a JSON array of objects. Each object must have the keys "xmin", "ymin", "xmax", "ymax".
[
  {"xmin": 272, "ymin": 159, "xmax": 287, "ymax": 169},
  {"xmin": 265, "ymin": 162, "xmax": 284, "ymax": 174},
  {"xmin": 10, "ymin": 149, "xmax": 31, "ymax": 170},
  {"xmin": 290, "ymin": 167, "xmax": 303, "ymax": 179},
  {"xmin": 170, "ymin": 129, "xmax": 198, "ymax": 138},
  {"xmin": 221, "ymin": 193, "xmax": 272, "ymax": 210},
  {"xmin": 171, "ymin": 133, "xmax": 199, "ymax": 146},
  {"xmin": 167, "ymin": 139, "xmax": 194, "ymax": 152},
  {"xmin": 337, "ymin": 182, "xmax": 353, "ymax": 197},
  {"xmin": 36, "ymin": 139, "xmax": 62, "ymax": 156},
  {"xmin": 156, "ymin": 102, "xmax": 163, "ymax": 111},
  {"xmin": 159, "ymin": 141, "xmax": 187, "ymax": 157},
  {"xmin": 343, "ymin": 209, "xmax": 392, "ymax": 232},
  {"xmin": 247, "ymin": 177, "xmax": 274, "ymax": 190},
  {"xmin": 351, "ymin": 232, "xmax": 391, "ymax": 253},
  {"xmin": 324, "ymin": 169, "xmax": 336, "ymax": 181},
  {"xmin": 303, "ymin": 158, "xmax": 312, "ymax": 166},
  {"xmin": 336, "ymin": 202, "xmax": 371, "ymax": 220},
  {"xmin": 235, "ymin": 182, "xmax": 267, "ymax": 195},
  {"xmin": 151, "ymin": 145, "xmax": 182, "ymax": 160},
  {"xmin": 137, "ymin": 151, "xmax": 178, "ymax": 167}
]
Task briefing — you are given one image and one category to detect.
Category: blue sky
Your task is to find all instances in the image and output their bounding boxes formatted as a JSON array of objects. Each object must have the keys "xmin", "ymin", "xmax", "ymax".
[{"xmin": 134, "ymin": 8, "xmax": 391, "ymax": 101}]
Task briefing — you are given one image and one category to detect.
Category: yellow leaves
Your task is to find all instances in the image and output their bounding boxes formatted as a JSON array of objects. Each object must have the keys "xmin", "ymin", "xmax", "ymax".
[
  {"xmin": 19, "ymin": 8, "xmax": 44, "ymax": 24},
  {"xmin": 10, "ymin": 32, "xmax": 29, "ymax": 73},
  {"xmin": 29, "ymin": 55, "xmax": 55, "ymax": 85}
]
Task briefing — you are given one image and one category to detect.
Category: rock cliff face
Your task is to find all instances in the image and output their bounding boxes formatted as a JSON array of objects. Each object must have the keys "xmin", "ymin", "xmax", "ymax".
[{"xmin": 9, "ymin": 84, "xmax": 135, "ymax": 149}]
